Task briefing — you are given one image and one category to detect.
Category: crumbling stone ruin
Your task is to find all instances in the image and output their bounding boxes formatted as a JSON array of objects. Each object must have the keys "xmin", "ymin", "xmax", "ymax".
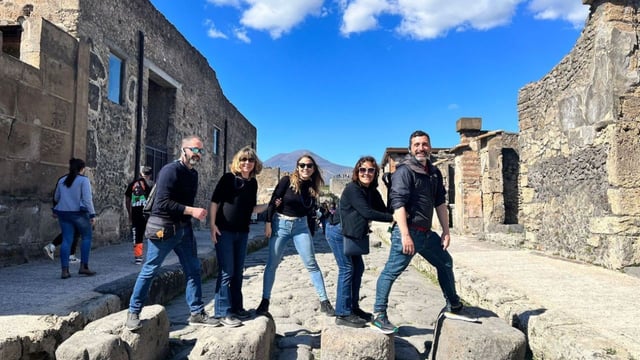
[
  {"xmin": 518, "ymin": 0, "xmax": 640, "ymax": 270},
  {"xmin": 0, "ymin": 0, "xmax": 256, "ymax": 266}
]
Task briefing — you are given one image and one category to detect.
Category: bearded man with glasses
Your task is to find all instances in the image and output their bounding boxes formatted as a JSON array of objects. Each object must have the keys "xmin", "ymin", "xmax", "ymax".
[
  {"xmin": 371, "ymin": 130, "xmax": 463, "ymax": 334},
  {"xmin": 126, "ymin": 135, "xmax": 218, "ymax": 331}
]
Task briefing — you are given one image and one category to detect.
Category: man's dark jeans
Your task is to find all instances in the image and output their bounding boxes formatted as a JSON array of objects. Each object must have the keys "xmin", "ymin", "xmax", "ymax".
[{"xmin": 374, "ymin": 226, "xmax": 460, "ymax": 313}]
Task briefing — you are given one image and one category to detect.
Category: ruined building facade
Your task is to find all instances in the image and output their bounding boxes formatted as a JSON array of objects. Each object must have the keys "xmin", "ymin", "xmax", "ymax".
[
  {"xmin": 518, "ymin": 0, "xmax": 640, "ymax": 270},
  {"xmin": 0, "ymin": 0, "xmax": 255, "ymax": 266},
  {"xmin": 380, "ymin": 1, "xmax": 640, "ymax": 271}
]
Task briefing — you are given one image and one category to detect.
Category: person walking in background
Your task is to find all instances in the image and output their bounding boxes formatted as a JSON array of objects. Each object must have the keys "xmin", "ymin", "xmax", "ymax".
[
  {"xmin": 372, "ymin": 130, "xmax": 463, "ymax": 334},
  {"xmin": 209, "ymin": 146, "xmax": 270, "ymax": 327},
  {"xmin": 126, "ymin": 135, "xmax": 217, "ymax": 331},
  {"xmin": 256, "ymin": 154, "xmax": 335, "ymax": 317},
  {"xmin": 124, "ymin": 165, "xmax": 153, "ymax": 264},
  {"xmin": 318, "ymin": 202, "xmax": 330, "ymax": 235},
  {"xmin": 43, "ymin": 232, "xmax": 80, "ymax": 263},
  {"xmin": 52, "ymin": 158, "xmax": 96, "ymax": 279},
  {"xmin": 327, "ymin": 156, "xmax": 393, "ymax": 328}
]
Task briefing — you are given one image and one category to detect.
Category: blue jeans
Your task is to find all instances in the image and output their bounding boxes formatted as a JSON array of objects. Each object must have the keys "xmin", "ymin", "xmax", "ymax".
[
  {"xmin": 128, "ymin": 224, "xmax": 204, "ymax": 315},
  {"xmin": 214, "ymin": 231, "xmax": 248, "ymax": 317},
  {"xmin": 262, "ymin": 216, "xmax": 329, "ymax": 301},
  {"xmin": 326, "ymin": 223, "xmax": 365, "ymax": 316},
  {"xmin": 56, "ymin": 211, "xmax": 93, "ymax": 268},
  {"xmin": 374, "ymin": 227, "xmax": 460, "ymax": 313}
]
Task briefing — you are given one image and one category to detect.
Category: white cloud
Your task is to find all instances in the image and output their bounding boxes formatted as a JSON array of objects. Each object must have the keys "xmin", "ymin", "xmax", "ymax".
[
  {"xmin": 234, "ymin": 0, "xmax": 325, "ymax": 39},
  {"xmin": 206, "ymin": 0, "xmax": 243, "ymax": 7},
  {"xmin": 528, "ymin": 0, "xmax": 589, "ymax": 28},
  {"xmin": 234, "ymin": 27, "xmax": 252, "ymax": 43},
  {"xmin": 340, "ymin": 0, "xmax": 523, "ymax": 39},
  {"xmin": 339, "ymin": 0, "xmax": 390, "ymax": 35},
  {"xmin": 204, "ymin": 19, "xmax": 228, "ymax": 39},
  {"xmin": 208, "ymin": 0, "xmax": 589, "ymax": 41}
]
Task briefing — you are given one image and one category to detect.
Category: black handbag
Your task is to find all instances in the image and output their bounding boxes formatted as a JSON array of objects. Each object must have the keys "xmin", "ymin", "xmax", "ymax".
[
  {"xmin": 144, "ymin": 216, "xmax": 176, "ymax": 241},
  {"xmin": 343, "ymin": 235, "xmax": 369, "ymax": 256}
]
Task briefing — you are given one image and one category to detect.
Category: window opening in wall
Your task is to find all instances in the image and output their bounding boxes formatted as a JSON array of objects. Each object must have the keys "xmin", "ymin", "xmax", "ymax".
[
  {"xmin": 145, "ymin": 145, "xmax": 168, "ymax": 182},
  {"xmin": 145, "ymin": 73, "xmax": 176, "ymax": 174},
  {"xmin": 1, "ymin": 25, "xmax": 22, "ymax": 58},
  {"xmin": 502, "ymin": 148, "xmax": 519, "ymax": 224},
  {"xmin": 213, "ymin": 127, "xmax": 220, "ymax": 155},
  {"xmin": 108, "ymin": 52, "xmax": 124, "ymax": 104}
]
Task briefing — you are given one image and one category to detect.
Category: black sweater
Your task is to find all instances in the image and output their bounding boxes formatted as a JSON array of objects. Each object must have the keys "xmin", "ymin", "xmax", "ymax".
[
  {"xmin": 211, "ymin": 172, "xmax": 258, "ymax": 233},
  {"xmin": 340, "ymin": 181, "xmax": 393, "ymax": 239}
]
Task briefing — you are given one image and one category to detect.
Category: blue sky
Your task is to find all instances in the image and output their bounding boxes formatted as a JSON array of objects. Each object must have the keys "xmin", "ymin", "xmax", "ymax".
[{"xmin": 149, "ymin": 0, "xmax": 588, "ymax": 167}]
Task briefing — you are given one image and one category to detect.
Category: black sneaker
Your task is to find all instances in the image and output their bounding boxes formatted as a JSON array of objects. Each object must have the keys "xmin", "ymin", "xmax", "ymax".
[
  {"xmin": 320, "ymin": 300, "xmax": 335, "ymax": 316},
  {"xmin": 219, "ymin": 315, "xmax": 242, "ymax": 327},
  {"xmin": 443, "ymin": 302, "xmax": 464, "ymax": 314},
  {"xmin": 256, "ymin": 298, "xmax": 270, "ymax": 316},
  {"xmin": 188, "ymin": 311, "xmax": 221, "ymax": 327},
  {"xmin": 352, "ymin": 307, "xmax": 373, "ymax": 322},
  {"xmin": 335, "ymin": 314, "xmax": 367, "ymax": 328},
  {"xmin": 372, "ymin": 312, "xmax": 398, "ymax": 334},
  {"xmin": 125, "ymin": 312, "xmax": 142, "ymax": 331},
  {"xmin": 234, "ymin": 309, "xmax": 252, "ymax": 320}
]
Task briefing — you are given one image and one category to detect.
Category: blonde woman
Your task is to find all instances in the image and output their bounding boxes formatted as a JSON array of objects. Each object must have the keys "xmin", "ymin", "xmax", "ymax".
[
  {"xmin": 256, "ymin": 154, "xmax": 335, "ymax": 317},
  {"xmin": 210, "ymin": 147, "xmax": 268, "ymax": 327}
]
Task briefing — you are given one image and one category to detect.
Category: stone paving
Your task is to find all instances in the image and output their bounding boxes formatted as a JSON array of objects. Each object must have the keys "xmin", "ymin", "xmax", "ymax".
[
  {"xmin": 3, "ymin": 221, "xmax": 639, "ymax": 359},
  {"xmin": 164, "ymin": 228, "xmax": 448, "ymax": 359}
]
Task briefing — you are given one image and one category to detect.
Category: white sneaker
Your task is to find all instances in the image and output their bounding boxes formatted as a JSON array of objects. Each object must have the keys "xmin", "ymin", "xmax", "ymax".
[
  {"xmin": 69, "ymin": 255, "xmax": 79, "ymax": 263},
  {"xmin": 43, "ymin": 244, "xmax": 55, "ymax": 260}
]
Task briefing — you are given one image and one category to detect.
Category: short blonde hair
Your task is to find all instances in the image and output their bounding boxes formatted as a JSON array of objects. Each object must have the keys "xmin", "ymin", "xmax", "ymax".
[{"xmin": 229, "ymin": 146, "xmax": 262, "ymax": 178}]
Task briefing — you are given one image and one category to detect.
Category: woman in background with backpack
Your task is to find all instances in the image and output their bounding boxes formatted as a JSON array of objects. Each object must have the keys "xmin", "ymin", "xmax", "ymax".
[
  {"xmin": 53, "ymin": 158, "xmax": 97, "ymax": 279},
  {"xmin": 327, "ymin": 155, "xmax": 393, "ymax": 328},
  {"xmin": 124, "ymin": 166, "xmax": 153, "ymax": 264}
]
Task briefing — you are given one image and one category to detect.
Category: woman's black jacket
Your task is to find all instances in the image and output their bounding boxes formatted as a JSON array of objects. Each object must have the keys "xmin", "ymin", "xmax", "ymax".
[{"xmin": 339, "ymin": 181, "xmax": 393, "ymax": 239}]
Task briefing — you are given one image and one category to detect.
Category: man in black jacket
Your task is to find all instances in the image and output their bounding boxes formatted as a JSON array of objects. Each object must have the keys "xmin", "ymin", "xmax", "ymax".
[
  {"xmin": 372, "ymin": 130, "xmax": 462, "ymax": 334},
  {"xmin": 125, "ymin": 135, "xmax": 218, "ymax": 331}
]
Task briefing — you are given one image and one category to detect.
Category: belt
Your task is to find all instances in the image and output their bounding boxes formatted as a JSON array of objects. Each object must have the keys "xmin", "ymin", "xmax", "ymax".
[
  {"xmin": 408, "ymin": 224, "xmax": 430, "ymax": 232},
  {"xmin": 278, "ymin": 214, "xmax": 301, "ymax": 220}
]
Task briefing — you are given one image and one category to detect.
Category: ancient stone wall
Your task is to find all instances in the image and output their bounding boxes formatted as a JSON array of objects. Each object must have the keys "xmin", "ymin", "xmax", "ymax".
[
  {"xmin": 0, "ymin": 17, "xmax": 80, "ymax": 264},
  {"xmin": 256, "ymin": 167, "xmax": 280, "ymax": 205},
  {"xmin": 518, "ymin": 0, "xmax": 640, "ymax": 269},
  {"xmin": 0, "ymin": 0, "xmax": 256, "ymax": 265}
]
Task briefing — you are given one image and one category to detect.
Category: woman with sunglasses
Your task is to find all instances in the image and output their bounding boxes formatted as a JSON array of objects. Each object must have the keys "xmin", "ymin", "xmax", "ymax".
[
  {"xmin": 209, "ymin": 146, "xmax": 269, "ymax": 327},
  {"xmin": 256, "ymin": 154, "xmax": 335, "ymax": 317},
  {"xmin": 327, "ymin": 155, "xmax": 393, "ymax": 327}
]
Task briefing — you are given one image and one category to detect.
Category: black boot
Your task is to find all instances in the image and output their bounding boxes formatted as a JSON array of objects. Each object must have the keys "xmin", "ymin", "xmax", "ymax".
[
  {"xmin": 256, "ymin": 298, "xmax": 270, "ymax": 316},
  {"xmin": 78, "ymin": 263, "xmax": 96, "ymax": 276},
  {"xmin": 61, "ymin": 267, "xmax": 70, "ymax": 279},
  {"xmin": 320, "ymin": 300, "xmax": 335, "ymax": 316}
]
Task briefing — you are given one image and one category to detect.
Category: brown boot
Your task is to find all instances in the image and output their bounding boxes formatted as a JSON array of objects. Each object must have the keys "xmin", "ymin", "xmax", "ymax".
[
  {"xmin": 78, "ymin": 263, "xmax": 96, "ymax": 276},
  {"xmin": 61, "ymin": 267, "xmax": 70, "ymax": 279}
]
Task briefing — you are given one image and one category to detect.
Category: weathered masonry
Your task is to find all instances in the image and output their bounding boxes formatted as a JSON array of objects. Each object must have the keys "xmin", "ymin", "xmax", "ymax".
[
  {"xmin": 518, "ymin": 0, "xmax": 640, "ymax": 270},
  {"xmin": 0, "ymin": 0, "xmax": 256, "ymax": 266}
]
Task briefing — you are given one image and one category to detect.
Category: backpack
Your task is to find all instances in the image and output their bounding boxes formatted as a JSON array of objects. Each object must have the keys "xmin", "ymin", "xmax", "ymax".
[{"xmin": 142, "ymin": 184, "xmax": 156, "ymax": 220}]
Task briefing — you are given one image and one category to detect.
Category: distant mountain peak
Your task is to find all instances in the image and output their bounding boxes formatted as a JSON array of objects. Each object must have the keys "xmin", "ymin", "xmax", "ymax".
[{"xmin": 263, "ymin": 149, "xmax": 351, "ymax": 179}]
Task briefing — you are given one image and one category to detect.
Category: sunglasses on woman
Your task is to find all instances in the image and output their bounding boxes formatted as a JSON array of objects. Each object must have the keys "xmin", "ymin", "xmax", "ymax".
[
  {"xmin": 359, "ymin": 167, "xmax": 376, "ymax": 175},
  {"xmin": 298, "ymin": 163, "xmax": 314, "ymax": 169}
]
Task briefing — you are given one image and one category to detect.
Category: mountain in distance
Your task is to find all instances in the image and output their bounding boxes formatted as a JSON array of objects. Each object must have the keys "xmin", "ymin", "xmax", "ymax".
[{"xmin": 263, "ymin": 150, "xmax": 352, "ymax": 179}]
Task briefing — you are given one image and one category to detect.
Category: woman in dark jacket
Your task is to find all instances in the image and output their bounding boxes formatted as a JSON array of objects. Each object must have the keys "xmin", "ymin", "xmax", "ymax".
[{"xmin": 326, "ymin": 155, "xmax": 393, "ymax": 327}]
